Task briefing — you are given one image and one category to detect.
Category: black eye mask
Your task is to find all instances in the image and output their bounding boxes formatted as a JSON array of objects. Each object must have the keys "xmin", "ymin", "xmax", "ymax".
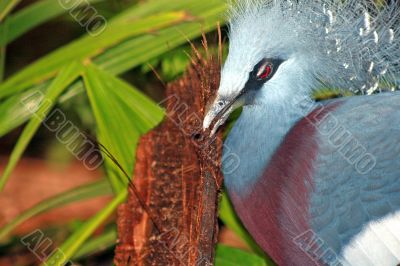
[{"xmin": 243, "ymin": 58, "xmax": 285, "ymax": 92}]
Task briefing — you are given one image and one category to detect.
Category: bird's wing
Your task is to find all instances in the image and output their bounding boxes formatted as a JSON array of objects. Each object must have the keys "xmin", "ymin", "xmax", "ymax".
[{"xmin": 310, "ymin": 92, "xmax": 400, "ymax": 266}]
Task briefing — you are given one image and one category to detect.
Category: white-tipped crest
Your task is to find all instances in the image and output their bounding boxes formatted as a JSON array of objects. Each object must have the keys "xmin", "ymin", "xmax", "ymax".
[{"xmin": 224, "ymin": 0, "xmax": 400, "ymax": 95}]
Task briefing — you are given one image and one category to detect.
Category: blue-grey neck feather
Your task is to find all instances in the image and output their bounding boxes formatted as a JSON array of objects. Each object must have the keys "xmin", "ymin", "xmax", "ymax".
[
  {"xmin": 223, "ymin": 94, "xmax": 317, "ymax": 196},
  {"xmin": 222, "ymin": 0, "xmax": 400, "ymax": 195}
]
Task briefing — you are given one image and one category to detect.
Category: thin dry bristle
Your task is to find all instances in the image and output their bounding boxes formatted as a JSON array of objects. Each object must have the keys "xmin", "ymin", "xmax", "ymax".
[
  {"xmin": 127, "ymin": 183, "xmax": 163, "ymax": 234},
  {"xmin": 184, "ymin": 50, "xmax": 199, "ymax": 67},
  {"xmin": 86, "ymin": 134, "xmax": 164, "ymax": 234},
  {"xmin": 176, "ymin": 29, "xmax": 203, "ymax": 61},
  {"xmin": 190, "ymin": 40, "xmax": 203, "ymax": 61},
  {"xmin": 202, "ymin": 31, "xmax": 210, "ymax": 59},
  {"xmin": 217, "ymin": 21, "xmax": 223, "ymax": 67},
  {"xmin": 147, "ymin": 63, "xmax": 167, "ymax": 89}
]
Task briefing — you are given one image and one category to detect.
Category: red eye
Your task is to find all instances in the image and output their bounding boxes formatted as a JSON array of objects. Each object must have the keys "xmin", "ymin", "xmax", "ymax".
[{"xmin": 257, "ymin": 64, "xmax": 273, "ymax": 80}]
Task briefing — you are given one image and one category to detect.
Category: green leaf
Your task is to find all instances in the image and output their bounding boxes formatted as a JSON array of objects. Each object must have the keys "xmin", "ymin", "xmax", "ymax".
[
  {"xmin": 0, "ymin": 0, "xmax": 226, "ymax": 137},
  {"xmin": 72, "ymin": 227, "xmax": 117, "ymax": 260},
  {"xmin": 0, "ymin": 0, "xmax": 21, "ymax": 22},
  {"xmin": 83, "ymin": 64, "xmax": 164, "ymax": 192},
  {"xmin": 0, "ymin": 16, "xmax": 8, "ymax": 81},
  {"xmin": 0, "ymin": 62, "xmax": 82, "ymax": 191},
  {"xmin": 0, "ymin": 10, "xmax": 190, "ymax": 100},
  {"xmin": 42, "ymin": 189, "xmax": 127, "ymax": 266},
  {"xmin": 0, "ymin": 0, "xmax": 104, "ymax": 45},
  {"xmin": 0, "ymin": 83, "xmax": 49, "ymax": 137},
  {"xmin": 94, "ymin": 0, "xmax": 226, "ymax": 76},
  {"xmin": 0, "ymin": 179, "xmax": 112, "ymax": 241},
  {"xmin": 215, "ymin": 245, "xmax": 268, "ymax": 266},
  {"xmin": 313, "ymin": 87, "xmax": 353, "ymax": 101},
  {"xmin": 61, "ymin": 0, "xmax": 225, "ymax": 100}
]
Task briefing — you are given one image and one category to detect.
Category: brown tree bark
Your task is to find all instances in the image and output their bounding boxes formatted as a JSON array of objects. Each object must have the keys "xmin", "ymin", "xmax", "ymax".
[{"xmin": 114, "ymin": 51, "xmax": 223, "ymax": 265}]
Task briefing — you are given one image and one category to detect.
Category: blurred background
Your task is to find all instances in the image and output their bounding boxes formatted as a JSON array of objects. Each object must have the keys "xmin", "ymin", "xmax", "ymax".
[{"xmin": 0, "ymin": 0, "xmax": 270, "ymax": 265}]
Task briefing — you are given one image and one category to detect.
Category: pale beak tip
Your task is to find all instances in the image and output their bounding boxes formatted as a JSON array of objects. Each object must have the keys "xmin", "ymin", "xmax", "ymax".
[
  {"xmin": 210, "ymin": 127, "xmax": 218, "ymax": 137},
  {"xmin": 202, "ymin": 112, "xmax": 214, "ymax": 131}
]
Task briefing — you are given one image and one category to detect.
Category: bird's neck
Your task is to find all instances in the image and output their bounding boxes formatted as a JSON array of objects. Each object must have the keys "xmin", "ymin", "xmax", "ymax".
[{"xmin": 223, "ymin": 94, "xmax": 317, "ymax": 195}]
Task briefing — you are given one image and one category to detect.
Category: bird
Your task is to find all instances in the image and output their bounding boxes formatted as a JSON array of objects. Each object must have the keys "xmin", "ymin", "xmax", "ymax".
[{"xmin": 203, "ymin": 0, "xmax": 400, "ymax": 265}]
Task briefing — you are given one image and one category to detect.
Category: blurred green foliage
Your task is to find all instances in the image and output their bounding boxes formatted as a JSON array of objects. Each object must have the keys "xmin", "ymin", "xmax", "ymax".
[{"xmin": 0, "ymin": 0, "xmax": 273, "ymax": 265}]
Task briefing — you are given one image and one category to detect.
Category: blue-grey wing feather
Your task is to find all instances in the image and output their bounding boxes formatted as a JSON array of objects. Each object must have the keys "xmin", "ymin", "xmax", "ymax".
[{"xmin": 309, "ymin": 92, "xmax": 400, "ymax": 261}]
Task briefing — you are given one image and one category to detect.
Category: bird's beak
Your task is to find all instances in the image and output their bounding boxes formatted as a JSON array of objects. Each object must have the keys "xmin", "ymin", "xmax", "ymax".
[{"xmin": 203, "ymin": 93, "xmax": 243, "ymax": 137}]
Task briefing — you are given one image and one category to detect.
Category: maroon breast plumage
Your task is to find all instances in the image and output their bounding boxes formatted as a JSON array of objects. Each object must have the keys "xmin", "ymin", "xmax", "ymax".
[{"xmin": 227, "ymin": 103, "xmax": 340, "ymax": 265}]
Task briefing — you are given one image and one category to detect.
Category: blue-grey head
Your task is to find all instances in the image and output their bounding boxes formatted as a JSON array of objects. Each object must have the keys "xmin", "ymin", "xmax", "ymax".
[{"xmin": 203, "ymin": 0, "xmax": 400, "ymax": 134}]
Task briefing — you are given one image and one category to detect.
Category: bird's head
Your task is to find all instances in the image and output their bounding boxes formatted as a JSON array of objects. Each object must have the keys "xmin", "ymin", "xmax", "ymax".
[
  {"xmin": 203, "ymin": 0, "xmax": 400, "ymax": 135},
  {"xmin": 203, "ymin": 1, "xmax": 318, "ymax": 134}
]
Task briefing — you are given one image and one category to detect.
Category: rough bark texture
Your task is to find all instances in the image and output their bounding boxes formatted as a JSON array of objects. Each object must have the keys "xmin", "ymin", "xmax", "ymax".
[{"xmin": 114, "ymin": 55, "xmax": 223, "ymax": 266}]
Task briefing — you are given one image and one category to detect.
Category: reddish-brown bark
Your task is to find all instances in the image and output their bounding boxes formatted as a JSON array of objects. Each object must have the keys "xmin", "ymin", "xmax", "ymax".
[{"xmin": 114, "ymin": 54, "xmax": 223, "ymax": 265}]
